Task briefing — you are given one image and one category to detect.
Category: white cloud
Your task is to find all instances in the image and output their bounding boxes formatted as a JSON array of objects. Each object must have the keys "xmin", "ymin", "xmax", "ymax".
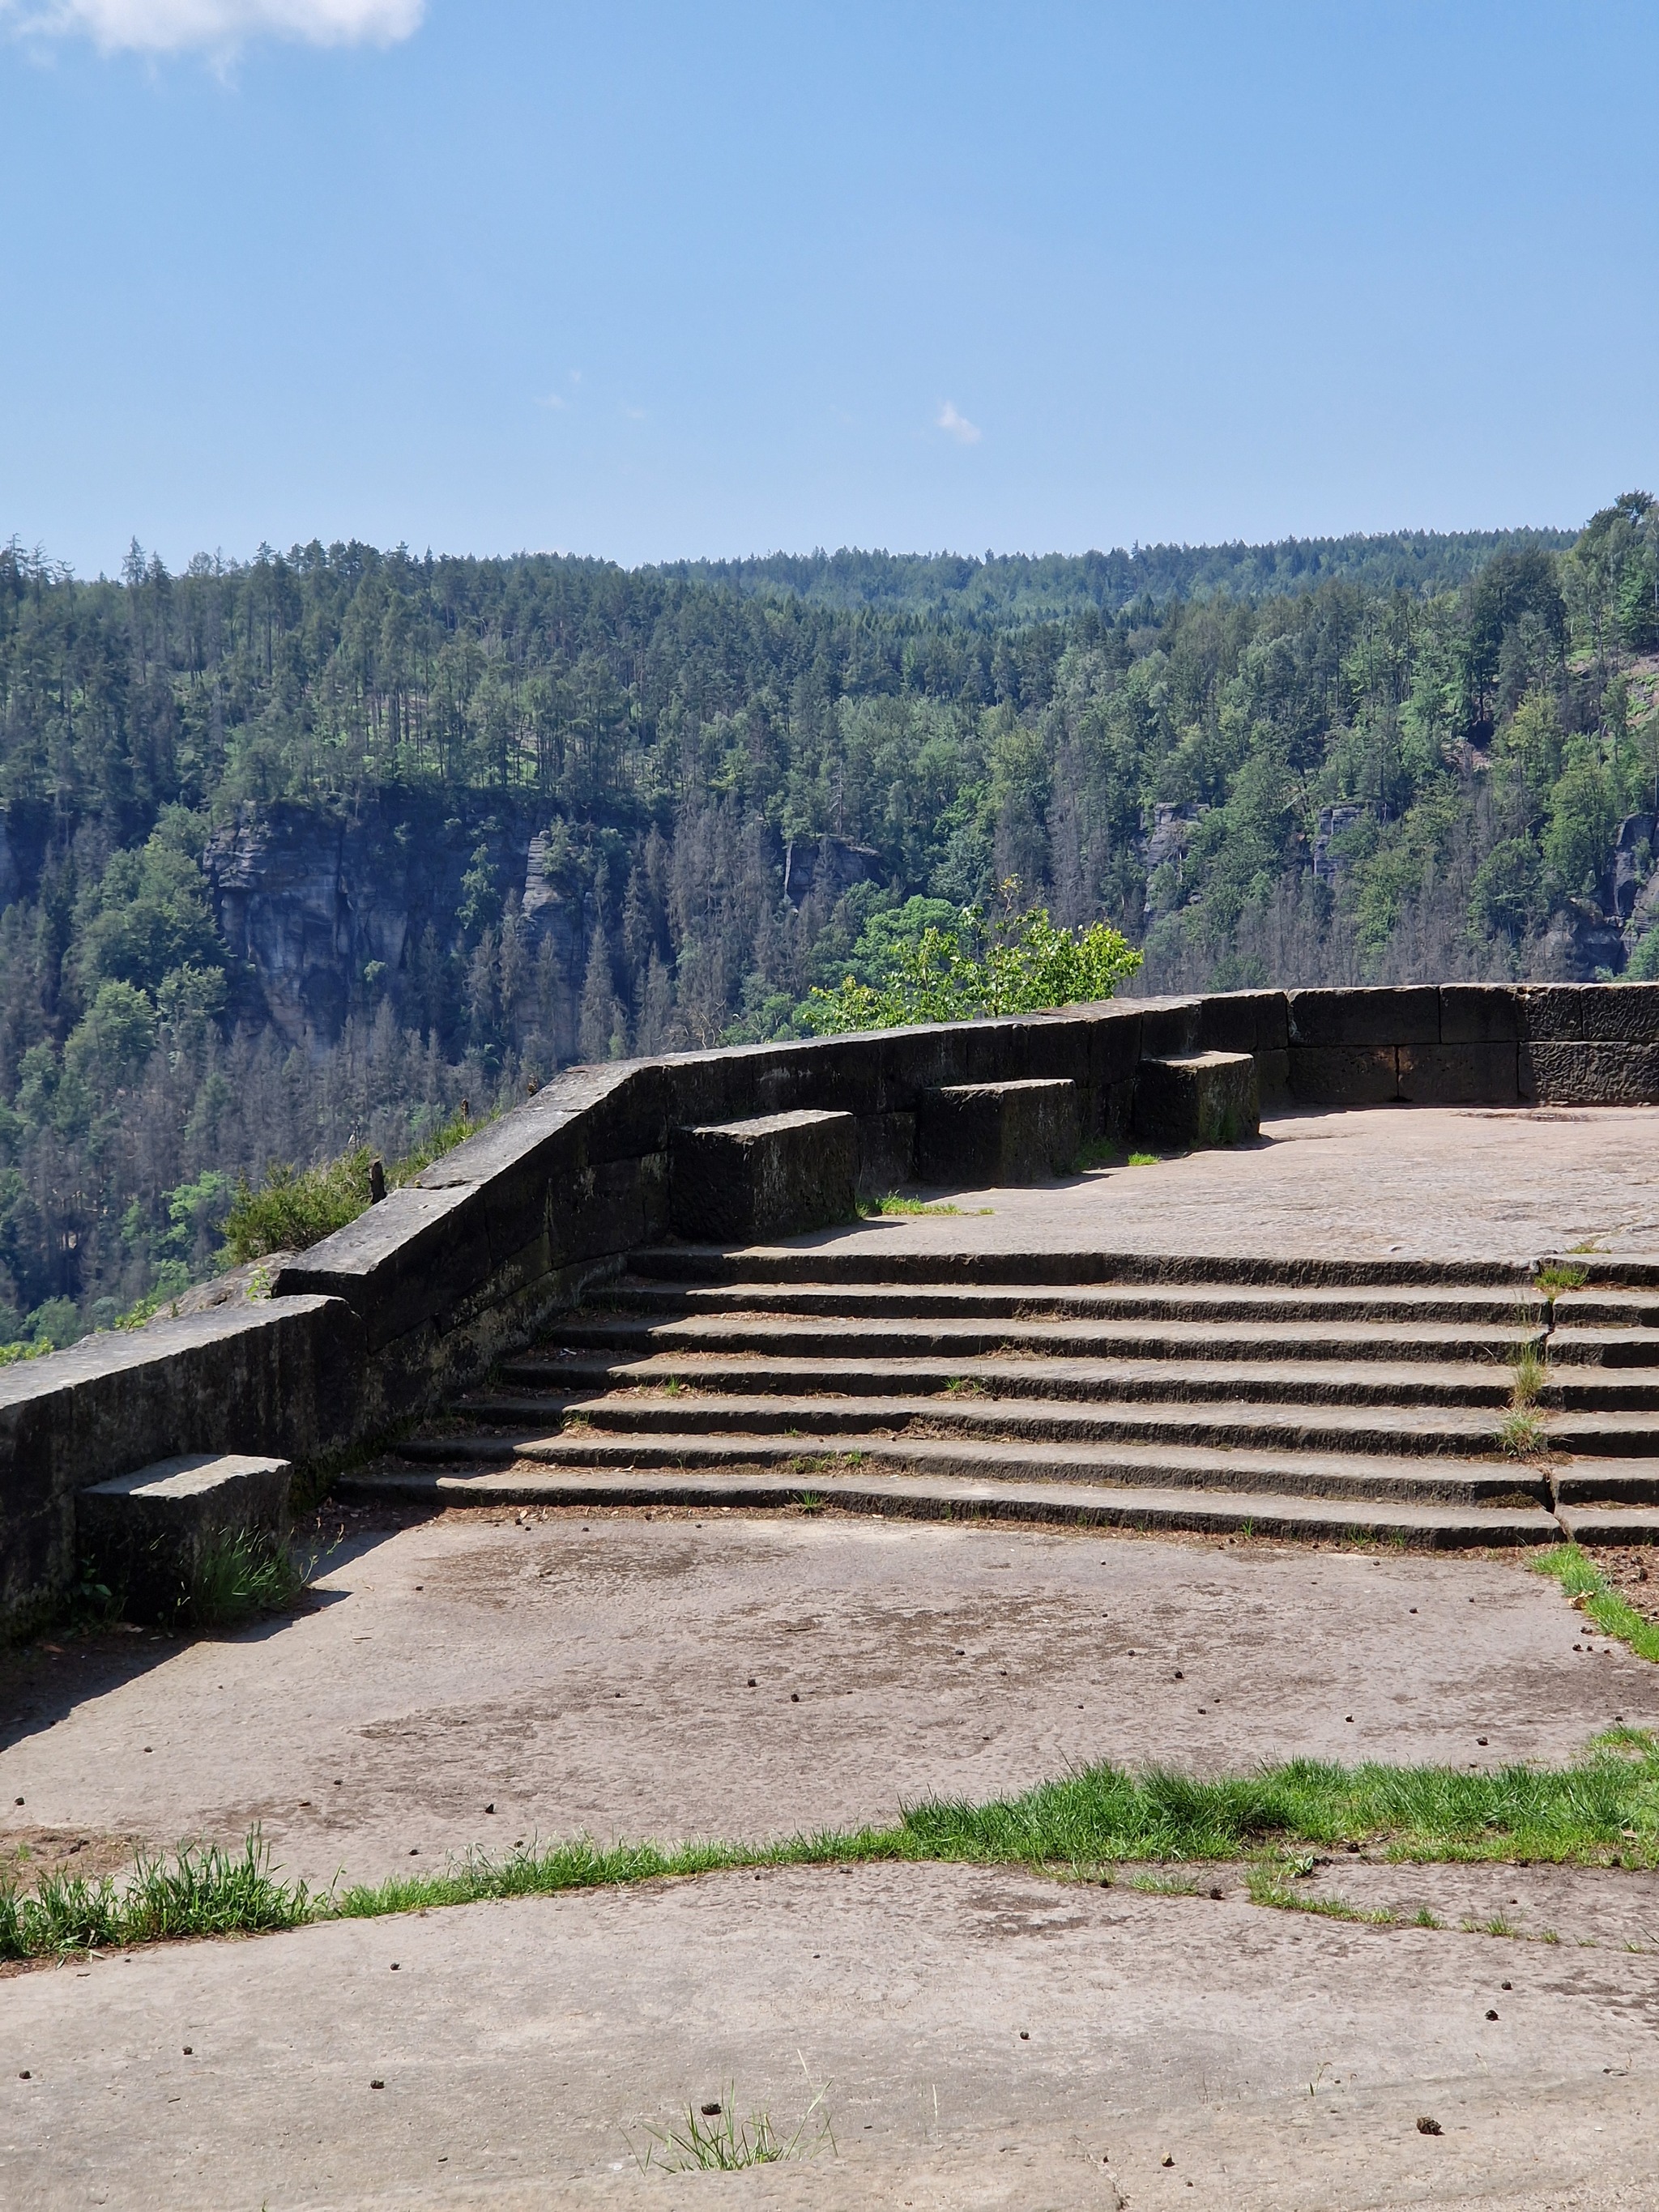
[
  {"xmin": 936, "ymin": 400, "xmax": 982, "ymax": 445},
  {"xmin": 3, "ymin": 0, "xmax": 423, "ymax": 52}
]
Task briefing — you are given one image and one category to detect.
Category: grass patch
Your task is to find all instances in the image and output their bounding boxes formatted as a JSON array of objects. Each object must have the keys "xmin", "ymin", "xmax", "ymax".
[
  {"xmin": 857, "ymin": 1194, "xmax": 963, "ymax": 1217},
  {"xmin": 186, "ymin": 1530, "xmax": 310, "ymax": 1632},
  {"xmin": 9, "ymin": 1737, "xmax": 1657, "ymax": 1962},
  {"xmin": 629, "ymin": 2079, "xmax": 835, "ymax": 2172},
  {"xmin": 943, "ymin": 1376, "xmax": 987, "ymax": 1397},
  {"xmin": 1245, "ymin": 1865, "xmax": 1394, "ymax": 1924},
  {"xmin": 222, "ymin": 1106, "xmax": 482, "ymax": 1264},
  {"xmin": 1535, "ymin": 1263, "xmax": 1589, "ymax": 1301},
  {"xmin": 1127, "ymin": 1151, "xmax": 1160, "ymax": 1167},
  {"xmin": 1530, "ymin": 1544, "xmax": 1659, "ymax": 1663},
  {"xmin": 0, "ymin": 1833, "xmax": 309, "ymax": 1960}
]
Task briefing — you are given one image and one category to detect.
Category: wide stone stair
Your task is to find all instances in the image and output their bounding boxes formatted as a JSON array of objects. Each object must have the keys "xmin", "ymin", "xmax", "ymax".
[{"xmin": 345, "ymin": 1251, "xmax": 1659, "ymax": 1546}]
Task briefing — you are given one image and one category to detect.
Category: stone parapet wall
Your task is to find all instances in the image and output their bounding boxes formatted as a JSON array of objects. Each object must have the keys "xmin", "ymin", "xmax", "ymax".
[{"xmin": 4, "ymin": 981, "xmax": 1659, "ymax": 1634}]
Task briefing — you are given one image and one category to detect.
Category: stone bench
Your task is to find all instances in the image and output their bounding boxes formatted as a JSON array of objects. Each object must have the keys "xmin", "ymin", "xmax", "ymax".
[
  {"xmin": 916, "ymin": 1079, "xmax": 1082, "ymax": 1185},
  {"xmin": 78, "ymin": 1453, "xmax": 292, "ymax": 1622},
  {"xmin": 669, "ymin": 1109, "xmax": 857, "ymax": 1242},
  {"xmin": 1132, "ymin": 1052, "xmax": 1259, "ymax": 1150}
]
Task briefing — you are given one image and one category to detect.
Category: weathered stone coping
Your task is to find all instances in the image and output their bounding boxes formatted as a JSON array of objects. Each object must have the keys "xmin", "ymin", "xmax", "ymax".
[{"xmin": 4, "ymin": 980, "xmax": 1659, "ymax": 1635}]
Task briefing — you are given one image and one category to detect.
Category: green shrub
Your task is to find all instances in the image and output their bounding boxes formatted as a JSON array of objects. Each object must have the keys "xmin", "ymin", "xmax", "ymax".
[
  {"xmin": 220, "ymin": 1105, "xmax": 482, "ymax": 1264},
  {"xmin": 800, "ymin": 881, "xmax": 1141, "ymax": 1035}
]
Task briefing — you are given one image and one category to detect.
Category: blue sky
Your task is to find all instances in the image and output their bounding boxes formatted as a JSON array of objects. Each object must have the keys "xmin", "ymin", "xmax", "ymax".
[{"xmin": 3, "ymin": 1, "xmax": 1656, "ymax": 574}]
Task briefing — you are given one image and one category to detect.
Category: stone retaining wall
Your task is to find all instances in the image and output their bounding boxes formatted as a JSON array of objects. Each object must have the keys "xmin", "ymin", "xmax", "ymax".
[{"xmin": 4, "ymin": 981, "xmax": 1659, "ymax": 1635}]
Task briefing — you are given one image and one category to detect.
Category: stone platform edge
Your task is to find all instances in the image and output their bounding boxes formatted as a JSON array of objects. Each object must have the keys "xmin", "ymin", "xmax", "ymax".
[{"xmin": 3, "ymin": 980, "xmax": 1657, "ymax": 1635}]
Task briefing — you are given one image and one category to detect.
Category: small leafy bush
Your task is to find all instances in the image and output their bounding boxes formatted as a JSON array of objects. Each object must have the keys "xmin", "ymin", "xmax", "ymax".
[{"xmin": 801, "ymin": 880, "xmax": 1141, "ymax": 1034}]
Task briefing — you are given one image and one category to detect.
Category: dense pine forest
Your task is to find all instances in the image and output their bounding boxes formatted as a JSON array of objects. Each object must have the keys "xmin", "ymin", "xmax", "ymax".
[{"xmin": 2, "ymin": 502, "xmax": 1656, "ymax": 1348}]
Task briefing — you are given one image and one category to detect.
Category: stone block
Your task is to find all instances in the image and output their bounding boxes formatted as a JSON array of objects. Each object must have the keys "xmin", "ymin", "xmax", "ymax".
[
  {"xmin": 916, "ymin": 1080, "xmax": 1083, "ymax": 1185},
  {"xmin": 0, "ymin": 1294, "xmax": 358, "ymax": 1640},
  {"xmin": 1137, "ymin": 998, "xmax": 1203, "ymax": 1058},
  {"xmin": 1255, "ymin": 1050, "xmax": 1291, "ymax": 1106},
  {"xmin": 1288, "ymin": 1045, "xmax": 1401, "ymax": 1105},
  {"xmin": 1200, "ymin": 991, "xmax": 1290, "ymax": 1056},
  {"xmin": 855, "ymin": 1112, "xmax": 917, "ymax": 1199},
  {"xmin": 276, "ymin": 1184, "xmax": 491, "ymax": 1354},
  {"xmin": 1439, "ymin": 985, "xmax": 1519, "ymax": 1044},
  {"xmin": 78, "ymin": 1453, "xmax": 292, "ymax": 1623},
  {"xmin": 1132, "ymin": 1052, "xmax": 1260, "ymax": 1149},
  {"xmin": 1516, "ymin": 986, "xmax": 1589, "ymax": 1042},
  {"xmin": 1575, "ymin": 1043, "xmax": 1659, "ymax": 1103},
  {"xmin": 1288, "ymin": 987, "xmax": 1439, "ymax": 1048},
  {"xmin": 1396, "ymin": 1043, "xmax": 1520, "ymax": 1104},
  {"xmin": 670, "ymin": 1110, "xmax": 856, "ymax": 1242},
  {"xmin": 1580, "ymin": 984, "xmax": 1659, "ymax": 1044},
  {"xmin": 1518, "ymin": 1042, "xmax": 1585, "ymax": 1102}
]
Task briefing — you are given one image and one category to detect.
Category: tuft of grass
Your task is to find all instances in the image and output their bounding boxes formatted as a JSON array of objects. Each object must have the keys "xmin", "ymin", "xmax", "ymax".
[
  {"xmin": 1463, "ymin": 1913, "xmax": 1520, "ymax": 1937},
  {"xmin": 794, "ymin": 1492, "xmax": 826, "ymax": 1514},
  {"xmin": 1127, "ymin": 1151, "xmax": 1160, "ymax": 1167},
  {"xmin": 1410, "ymin": 1904, "xmax": 1443, "ymax": 1928},
  {"xmin": 1497, "ymin": 1407, "xmax": 1547, "ymax": 1459},
  {"xmin": 1535, "ymin": 1263, "xmax": 1589, "ymax": 1301},
  {"xmin": 629, "ymin": 2079, "xmax": 834, "ymax": 2172},
  {"xmin": 1246, "ymin": 1865, "xmax": 1394, "ymax": 1924},
  {"xmin": 1128, "ymin": 1870, "xmax": 1199, "ymax": 1896},
  {"xmin": 0, "ymin": 1832, "xmax": 309, "ymax": 1961},
  {"xmin": 943, "ymin": 1376, "xmax": 987, "ymax": 1397},
  {"xmin": 186, "ymin": 1530, "xmax": 309, "ymax": 1632},
  {"xmin": 1509, "ymin": 1340, "xmax": 1546, "ymax": 1409},
  {"xmin": 222, "ymin": 1106, "xmax": 483, "ymax": 1264},
  {"xmin": 1530, "ymin": 1544, "xmax": 1659, "ymax": 1664},
  {"xmin": 857, "ymin": 1194, "xmax": 963, "ymax": 1217}
]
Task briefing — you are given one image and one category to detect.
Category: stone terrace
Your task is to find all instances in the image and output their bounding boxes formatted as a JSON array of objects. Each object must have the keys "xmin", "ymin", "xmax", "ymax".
[{"xmin": 360, "ymin": 1104, "xmax": 1659, "ymax": 1551}]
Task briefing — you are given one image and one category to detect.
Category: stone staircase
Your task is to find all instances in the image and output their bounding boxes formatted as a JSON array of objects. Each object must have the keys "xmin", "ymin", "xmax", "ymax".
[{"xmin": 345, "ymin": 1251, "xmax": 1659, "ymax": 1546}]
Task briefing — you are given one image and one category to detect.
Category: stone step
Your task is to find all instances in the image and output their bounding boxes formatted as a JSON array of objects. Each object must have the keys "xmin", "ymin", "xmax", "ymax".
[
  {"xmin": 599, "ymin": 1278, "xmax": 1551, "ymax": 1327},
  {"xmin": 484, "ymin": 1355, "xmax": 1531, "ymax": 1410},
  {"xmin": 549, "ymin": 1313, "xmax": 1545, "ymax": 1366},
  {"xmin": 449, "ymin": 1390, "xmax": 1527, "ymax": 1462},
  {"xmin": 488, "ymin": 1353, "xmax": 1659, "ymax": 1414},
  {"xmin": 398, "ymin": 1426, "xmax": 1552, "ymax": 1507},
  {"xmin": 1550, "ymin": 1460, "xmax": 1659, "ymax": 1507},
  {"xmin": 1552, "ymin": 1291, "xmax": 1659, "ymax": 1327},
  {"xmin": 340, "ymin": 1462, "xmax": 1560, "ymax": 1549},
  {"xmin": 1553, "ymin": 1502, "xmax": 1659, "ymax": 1545},
  {"xmin": 627, "ymin": 1246, "xmax": 1540, "ymax": 1290},
  {"xmin": 1549, "ymin": 1326, "xmax": 1659, "ymax": 1366}
]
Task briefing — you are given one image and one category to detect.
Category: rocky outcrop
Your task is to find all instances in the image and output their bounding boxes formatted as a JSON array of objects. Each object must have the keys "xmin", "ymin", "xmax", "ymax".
[{"xmin": 206, "ymin": 797, "xmax": 586, "ymax": 1055}]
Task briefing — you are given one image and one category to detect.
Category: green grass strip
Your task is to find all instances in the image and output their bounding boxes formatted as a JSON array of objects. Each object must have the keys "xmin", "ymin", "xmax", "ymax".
[
  {"xmin": 6, "ymin": 1734, "xmax": 1657, "ymax": 1962},
  {"xmin": 1530, "ymin": 1543, "xmax": 1659, "ymax": 1663}
]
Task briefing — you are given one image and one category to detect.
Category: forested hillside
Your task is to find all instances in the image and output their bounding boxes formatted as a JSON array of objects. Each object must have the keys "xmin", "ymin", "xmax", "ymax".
[{"xmin": 1, "ymin": 502, "xmax": 1655, "ymax": 1346}]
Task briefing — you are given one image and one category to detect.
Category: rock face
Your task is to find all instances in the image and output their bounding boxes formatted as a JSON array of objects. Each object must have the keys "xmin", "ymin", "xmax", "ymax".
[
  {"xmin": 206, "ymin": 797, "xmax": 586, "ymax": 1055},
  {"xmin": 781, "ymin": 834, "xmax": 884, "ymax": 907},
  {"xmin": 1537, "ymin": 900, "xmax": 1627, "ymax": 982}
]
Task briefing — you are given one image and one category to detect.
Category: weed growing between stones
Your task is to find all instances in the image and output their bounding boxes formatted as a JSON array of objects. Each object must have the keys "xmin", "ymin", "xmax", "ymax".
[
  {"xmin": 1531, "ymin": 1543, "xmax": 1659, "ymax": 1662},
  {"xmin": 857, "ymin": 1196, "xmax": 966, "ymax": 1217},
  {"xmin": 1509, "ymin": 1341, "xmax": 1546, "ymax": 1409},
  {"xmin": 9, "ymin": 1739, "xmax": 1657, "ymax": 1962},
  {"xmin": 186, "ymin": 1531, "xmax": 309, "ymax": 1632},
  {"xmin": 1497, "ymin": 1408, "xmax": 1547, "ymax": 1459},
  {"xmin": 1243, "ymin": 1866, "xmax": 1393, "ymax": 1924},
  {"xmin": 0, "ymin": 1833, "xmax": 309, "ymax": 1960},
  {"xmin": 1534, "ymin": 1264, "xmax": 1589, "ymax": 1303},
  {"xmin": 628, "ymin": 2078, "xmax": 835, "ymax": 2172}
]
